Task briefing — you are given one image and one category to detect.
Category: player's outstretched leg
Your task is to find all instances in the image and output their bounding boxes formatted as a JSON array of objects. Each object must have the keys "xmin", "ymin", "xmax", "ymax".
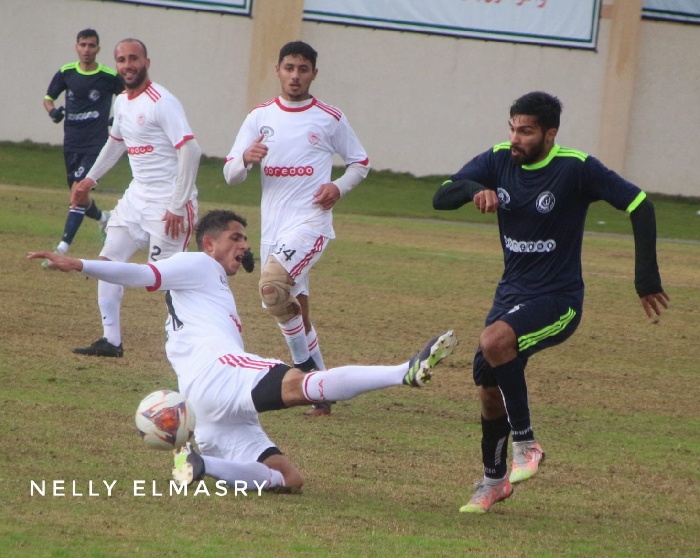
[
  {"xmin": 403, "ymin": 330, "xmax": 458, "ymax": 387},
  {"xmin": 172, "ymin": 442, "xmax": 205, "ymax": 487}
]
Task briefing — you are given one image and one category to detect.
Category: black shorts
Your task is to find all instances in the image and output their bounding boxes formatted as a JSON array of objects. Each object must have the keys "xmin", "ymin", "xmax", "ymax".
[
  {"xmin": 473, "ymin": 293, "xmax": 583, "ymax": 387},
  {"xmin": 64, "ymin": 151, "xmax": 98, "ymax": 187},
  {"xmin": 251, "ymin": 363, "xmax": 291, "ymax": 412}
]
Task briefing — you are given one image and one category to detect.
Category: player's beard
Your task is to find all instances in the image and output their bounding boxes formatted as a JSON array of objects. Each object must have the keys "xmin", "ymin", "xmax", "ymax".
[
  {"xmin": 511, "ymin": 137, "xmax": 547, "ymax": 166},
  {"xmin": 124, "ymin": 66, "xmax": 149, "ymax": 90}
]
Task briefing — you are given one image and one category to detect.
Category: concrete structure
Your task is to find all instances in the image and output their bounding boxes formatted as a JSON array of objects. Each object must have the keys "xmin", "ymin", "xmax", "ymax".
[{"xmin": 1, "ymin": 0, "xmax": 698, "ymax": 196}]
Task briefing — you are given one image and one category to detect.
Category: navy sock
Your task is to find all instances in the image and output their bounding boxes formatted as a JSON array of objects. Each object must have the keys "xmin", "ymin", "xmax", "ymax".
[
  {"xmin": 84, "ymin": 199, "xmax": 102, "ymax": 220},
  {"xmin": 481, "ymin": 415, "xmax": 511, "ymax": 479},
  {"xmin": 491, "ymin": 357, "xmax": 534, "ymax": 442},
  {"xmin": 61, "ymin": 206, "xmax": 86, "ymax": 245}
]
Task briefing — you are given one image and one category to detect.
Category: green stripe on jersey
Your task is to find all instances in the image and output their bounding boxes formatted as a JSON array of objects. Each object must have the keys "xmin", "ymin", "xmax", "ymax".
[
  {"xmin": 517, "ymin": 307, "xmax": 577, "ymax": 352},
  {"xmin": 626, "ymin": 191, "xmax": 647, "ymax": 213}
]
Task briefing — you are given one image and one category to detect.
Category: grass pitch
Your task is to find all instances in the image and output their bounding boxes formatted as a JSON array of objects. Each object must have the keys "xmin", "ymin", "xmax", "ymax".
[{"xmin": 0, "ymin": 143, "xmax": 699, "ymax": 557}]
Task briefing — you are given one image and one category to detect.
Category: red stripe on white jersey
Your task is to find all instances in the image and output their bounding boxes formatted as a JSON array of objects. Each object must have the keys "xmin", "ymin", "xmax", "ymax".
[
  {"xmin": 145, "ymin": 84, "xmax": 161, "ymax": 103},
  {"xmin": 251, "ymin": 98, "xmax": 276, "ymax": 113},
  {"xmin": 145, "ymin": 263, "xmax": 161, "ymax": 292},
  {"xmin": 175, "ymin": 135, "xmax": 195, "ymax": 150},
  {"xmin": 315, "ymin": 99, "xmax": 342, "ymax": 121},
  {"xmin": 289, "ymin": 236, "xmax": 325, "ymax": 279},
  {"xmin": 218, "ymin": 353, "xmax": 282, "ymax": 370},
  {"xmin": 179, "ymin": 201, "xmax": 196, "ymax": 252}
]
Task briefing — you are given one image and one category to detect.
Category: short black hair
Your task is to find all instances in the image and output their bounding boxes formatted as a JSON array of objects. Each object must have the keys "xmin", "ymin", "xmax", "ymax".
[
  {"xmin": 510, "ymin": 91, "xmax": 562, "ymax": 130},
  {"xmin": 195, "ymin": 210, "xmax": 248, "ymax": 250},
  {"xmin": 278, "ymin": 41, "xmax": 318, "ymax": 68},
  {"xmin": 77, "ymin": 29, "xmax": 99, "ymax": 45}
]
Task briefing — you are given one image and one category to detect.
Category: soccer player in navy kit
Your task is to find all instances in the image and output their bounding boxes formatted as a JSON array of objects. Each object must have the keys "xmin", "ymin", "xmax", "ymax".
[
  {"xmin": 43, "ymin": 29, "xmax": 124, "ymax": 259},
  {"xmin": 433, "ymin": 91, "xmax": 670, "ymax": 513}
]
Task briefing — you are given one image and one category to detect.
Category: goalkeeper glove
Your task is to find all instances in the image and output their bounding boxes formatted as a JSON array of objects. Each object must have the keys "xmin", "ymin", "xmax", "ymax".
[{"xmin": 49, "ymin": 107, "xmax": 65, "ymax": 123}]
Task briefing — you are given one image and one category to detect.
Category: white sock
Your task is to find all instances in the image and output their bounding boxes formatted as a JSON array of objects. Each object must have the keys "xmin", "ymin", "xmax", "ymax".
[
  {"xmin": 278, "ymin": 314, "xmax": 310, "ymax": 365},
  {"xmin": 97, "ymin": 280, "xmax": 123, "ymax": 346},
  {"xmin": 301, "ymin": 363, "xmax": 409, "ymax": 402},
  {"xmin": 56, "ymin": 241, "xmax": 70, "ymax": 254},
  {"xmin": 306, "ymin": 325, "xmax": 326, "ymax": 370},
  {"xmin": 201, "ymin": 455, "xmax": 285, "ymax": 490}
]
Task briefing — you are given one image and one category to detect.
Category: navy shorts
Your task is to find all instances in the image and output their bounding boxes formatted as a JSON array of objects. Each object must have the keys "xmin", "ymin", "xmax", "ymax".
[
  {"xmin": 473, "ymin": 292, "xmax": 583, "ymax": 387},
  {"xmin": 64, "ymin": 151, "xmax": 98, "ymax": 187}
]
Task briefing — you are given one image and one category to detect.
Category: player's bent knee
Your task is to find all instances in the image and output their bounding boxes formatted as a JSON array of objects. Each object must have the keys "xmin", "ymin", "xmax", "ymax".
[{"xmin": 259, "ymin": 258, "xmax": 300, "ymax": 323}]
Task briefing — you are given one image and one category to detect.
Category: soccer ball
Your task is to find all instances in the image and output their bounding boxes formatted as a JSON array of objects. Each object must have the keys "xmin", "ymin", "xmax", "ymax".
[{"xmin": 135, "ymin": 390, "xmax": 195, "ymax": 451}]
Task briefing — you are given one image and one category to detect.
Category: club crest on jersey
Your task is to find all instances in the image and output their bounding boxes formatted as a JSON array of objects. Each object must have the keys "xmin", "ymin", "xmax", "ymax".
[
  {"xmin": 536, "ymin": 191, "xmax": 555, "ymax": 213},
  {"xmin": 497, "ymin": 188, "xmax": 511, "ymax": 208},
  {"xmin": 137, "ymin": 114, "xmax": 146, "ymax": 126},
  {"xmin": 260, "ymin": 126, "xmax": 274, "ymax": 139},
  {"xmin": 308, "ymin": 132, "xmax": 320, "ymax": 145},
  {"xmin": 89, "ymin": 89, "xmax": 101, "ymax": 102}
]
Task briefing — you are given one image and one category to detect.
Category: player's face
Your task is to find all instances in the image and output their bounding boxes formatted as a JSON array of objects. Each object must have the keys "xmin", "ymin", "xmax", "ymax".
[
  {"xmin": 508, "ymin": 115, "xmax": 555, "ymax": 166},
  {"xmin": 276, "ymin": 55, "xmax": 317, "ymax": 102},
  {"xmin": 209, "ymin": 221, "xmax": 250, "ymax": 276},
  {"xmin": 114, "ymin": 41, "xmax": 150, "ymax": 92},
  {"xmin": 75, "ymin": 36, "xmax": 99, "ymax": 67}
]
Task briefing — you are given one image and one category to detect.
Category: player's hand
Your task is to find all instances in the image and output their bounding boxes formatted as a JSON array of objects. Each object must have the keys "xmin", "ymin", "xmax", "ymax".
[
  {"xmin": 71, "ymin": 178, "xmax": 96, "ymax": 207},
  {"xmin": 639, "ymin": 291, "xmax": 670, "ymax": 318},
  {"xmin": 242, "ymin": 134, "xmax": 268, "ymax": 166},
  {"xmin": 473, "ymin": 189, "xmax": 499, "ymax": 213},
  {"xmin": 49, "ymin": 106, "xmax": 65, "ymax": 123},
  {"xmin": 313, "ymin": 183, "xmax": 341, "ymax": 210},
  {"xmin": 26, "ymin": 251, "xmax": 83, "ymax": 272},
  {"xmin": 241, "ymin": 250, "xmax": 255, "ymax": 273},
  {"xmin": 163, "ymin": 211, "xmax": 185, "ymax": 240}
]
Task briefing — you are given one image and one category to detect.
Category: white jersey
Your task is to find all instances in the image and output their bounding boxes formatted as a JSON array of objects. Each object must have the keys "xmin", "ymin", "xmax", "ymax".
[
  {"xmin": 145, "ymin": 252, "xmax": 282, "ymax": 393},
  {"xmin": 225, "ymin": 96, "xmax": 369, "ymax": 244},
  {"xmin": 110, "ymin": 81, "xmax": 196, "ymax": 204}
]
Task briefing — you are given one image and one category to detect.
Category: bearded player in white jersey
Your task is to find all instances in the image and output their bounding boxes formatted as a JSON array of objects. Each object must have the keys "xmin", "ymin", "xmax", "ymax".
[
  {"xmin": 224, "ymin": 41, "xmax": 370, "ymax": 416},
  {"xmin": 29, "ymin": 209, "xmax": 457, "ymax": 493},
  {"xmin": 69, "ymin": 38, "xmax": 200, "ymax": 358}
]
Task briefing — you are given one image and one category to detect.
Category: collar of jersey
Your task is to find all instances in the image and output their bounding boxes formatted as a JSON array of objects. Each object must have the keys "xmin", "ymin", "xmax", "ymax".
[
  {"xmin": 521, "ymin": 144, "xmax": 560, "ymax": 170},
  {"xmin": 68, "ymin": 62, "xmax": 106, "ymax": 76},
  {"xmin": 275, "ymin": 96, "xmax": 316, "ymax": 112}
]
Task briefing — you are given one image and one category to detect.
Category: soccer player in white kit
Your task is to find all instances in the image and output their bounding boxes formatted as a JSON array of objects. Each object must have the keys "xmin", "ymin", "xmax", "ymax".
[
  {"xmin": 29, "ymin": 209, "xmax": 457, "ymax": 493},
  {"xmin": 224, "ymin": 41, "xmax": 370, "ymax": 416},
  {"xmin": 71, "ymin": 38, "xmax": 200, "ymax": 358}
]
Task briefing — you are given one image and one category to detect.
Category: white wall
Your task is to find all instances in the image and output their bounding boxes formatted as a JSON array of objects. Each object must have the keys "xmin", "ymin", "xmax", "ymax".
[{"xmin": 1, "ymin": 0, "xmax": 698, "ymax": 197}]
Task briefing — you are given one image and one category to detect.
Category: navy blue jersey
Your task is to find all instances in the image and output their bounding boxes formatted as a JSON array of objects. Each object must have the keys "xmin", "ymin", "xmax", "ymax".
[
  {"xmin": 451, "ymin": 143, "xmax": 645, "ymax": 299},
  {"xmin": 46, "ymin": 62, "xmax": 123, "ymax": 153}
]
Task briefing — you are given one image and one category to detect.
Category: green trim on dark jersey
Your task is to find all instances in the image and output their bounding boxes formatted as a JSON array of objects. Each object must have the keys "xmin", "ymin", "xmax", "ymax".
[
  {"xmin": 626, "ymin": 191, "xmax": 647, "ymax": 213},
  {"xmin": 518, "ymin": 307, "xmax": 577, "ymax": 352},
  {"xmin": 60, "ymin": 62, "xmax": 118, "ymax": 77}
]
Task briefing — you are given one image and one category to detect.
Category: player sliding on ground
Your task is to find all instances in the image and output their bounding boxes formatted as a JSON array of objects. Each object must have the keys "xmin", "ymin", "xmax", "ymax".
[{"xmin": 29, "ymin": 209, "xmax": 457, "ymax": 493}]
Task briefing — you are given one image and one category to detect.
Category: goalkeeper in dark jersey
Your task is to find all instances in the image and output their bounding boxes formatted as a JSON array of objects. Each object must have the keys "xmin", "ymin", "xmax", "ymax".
[
  {"xmin": 433, "ymin": 91, "xmax": 669, "ymax": 514},
  {"xmin": 43, "ymin": 29, "xmax": 123, "ymax": 262}
]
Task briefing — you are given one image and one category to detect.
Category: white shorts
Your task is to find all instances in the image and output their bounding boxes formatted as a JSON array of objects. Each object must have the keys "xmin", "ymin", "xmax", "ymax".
[
  {"xmin": 261, "ymin": 226, "xmax": 329, "ymax": 297},
  {"xmin": 100, "ymin": 188, "xmax": 197, "ymax": 263},
  {"xmin": 182, "ymin": 358, "xmax": 282, "ymax": 463}
]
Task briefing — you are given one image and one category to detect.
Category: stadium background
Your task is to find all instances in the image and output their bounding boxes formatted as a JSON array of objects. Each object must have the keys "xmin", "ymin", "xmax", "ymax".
[{"xmin": 1, "ymin": 0, "xmax": 698, "ymax": 197}]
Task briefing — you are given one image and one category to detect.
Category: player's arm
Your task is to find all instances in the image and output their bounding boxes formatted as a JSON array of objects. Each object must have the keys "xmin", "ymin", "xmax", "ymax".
[
  {"xmin": 163, "ymin": 137, "xmax": 201, "ymax": 239},
  {"xmin": 44, "ymin": 70, "xmax": 66, "ymax": 122},
  {"xmin": 223, "ymin": 114, "xmax": 263, "ymax": 185},
  {"xmin": 27, "ymin": 253, "xmax": 157, "ymax": 288},
  {"xmin": 433, "ymin": 179, "xmax": 488, "ymax": 210},
  {"xmin": 168, "ymin": 138, "xmax": 201, "ymax": 217},
  {"xmin": 628, "ymin": 194, "xmax": 670, "ymax": 317},
  {"xmin": 314, "ymin": 161, "xmax": 370, "ymax": 210},
  {"xmin": 71, "ymin": 137, "xmax": 126, "ymax": 206}
]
